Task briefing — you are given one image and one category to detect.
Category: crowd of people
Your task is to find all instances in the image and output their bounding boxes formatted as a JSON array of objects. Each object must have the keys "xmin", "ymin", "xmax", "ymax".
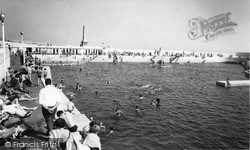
[
  {"xmin": 0, "ymin": 53, "xmax": 104, "ymax": 150},
  {"xmin": 0, "ymin": 68, "xmax": 104, "ymax": 150},
  {"xmin": 0, "ymin": 64, "xmax": 40, "ymax": 141}
]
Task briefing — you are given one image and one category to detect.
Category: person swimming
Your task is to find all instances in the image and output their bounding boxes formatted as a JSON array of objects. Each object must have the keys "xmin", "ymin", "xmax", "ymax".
[
  {"xmin": 60, "ymin": 77, "xmax": 64, "ymax": 85},
  {"xmin": 78, "ymin": 85, "xmax": 82, "ymax": 91},
  {"xmin": 76, "ymin": 83, "xmax": 82, "ymax": 91},
  {"xmin": 135, "ymin": 106, "xmax": 140, "ymax": 112},
  {"xmin": 107, "ymin": 127, "xmax": 114, "ymax": 136},
  {"xmin": 115, "ymin": 107, "xmax": 125, "ymax": 116},
  {"xmin": 100, "ymin": 122, "xmax": 106, "ymax": 132},
  {"xmin": 58, "ymin": 83, "xmax": 65, "ymax": 89},
  {"xmin": 156, "ymin": 98, "xmax": 160, "ymax": 106},
  {"xmin": 141, "ymin": 84, "xmax": 151, "ymax": 88},
  {"xmin": 150, "ymin": 99, "xmax": 156, "ymax": 106},
  {"xmin": 139, "ymin": 94, "xmax": 143, "ymax": 100},
  {"xmin": 154, "ymin": 87, "xmax": 162, "ymax": 91}
]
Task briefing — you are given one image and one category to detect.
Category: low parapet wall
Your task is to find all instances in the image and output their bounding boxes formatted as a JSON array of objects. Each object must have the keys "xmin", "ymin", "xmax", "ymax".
[{"xmin": 41, "ymin": 66, "xmax": 91, "ymax": 149}]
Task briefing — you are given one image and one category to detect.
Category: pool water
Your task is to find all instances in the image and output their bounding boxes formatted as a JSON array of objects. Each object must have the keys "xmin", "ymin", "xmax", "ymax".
[{"xmin": 51, "ymin": 62, "xmax": 249, "ymax": 150}]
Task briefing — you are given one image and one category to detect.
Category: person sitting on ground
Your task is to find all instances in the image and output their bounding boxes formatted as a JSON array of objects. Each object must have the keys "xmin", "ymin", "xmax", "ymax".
[
  {"xmin": 20, "ymin": 73, "xmax": 33, "ymax": 87},
  {"xmin": 19, "ymin": 66, "xmax": 28, "ymax": 75},
  {"xmin": 0, "ymin": 99, "xmax": 37, "ymax": 118},
  {"xmin": 57, "ymin": 110, "xmax": 78, "ymax": 132},
  {"xmin": 81, "ymin": 117, "xmax": 95, "ymax": 139},
  {"xmin": 0, "ymin": 124, "xmax": 26, "ymax": 139},
  {"xmin": 9, "ymin": 72, "xmax": 20, "ymax": 89},
  {"xmin": 0, "ymin": 93, "xmax": 36, "ymax": 104},
  {"xmin": 57, "ymin": 94, "xmax": 76, "ymax": 114},
  {"xmin": 1, "ymin": 81, "xmax": 21, "ymax": 95},
  {"xmin": 49, "ymin": 118, "xmax": 73, "ymax": 150},
  {"xmin": 1, "ymin": 81, "xmax": 36, "ymax": 102},
  {"xmin": 83, "ymin": 125, "xmax": 102, "ymax": 150},
  {"xmin": 8, "ymin": 73, "xmax": 30, "ymax": 94},
  {"xmin": 67, "ymin": 95, "xmax": 76, "ymax": 113},
  {"xmin": 16, "ymin": 76, "xmax": 30, "ymax": 93}
]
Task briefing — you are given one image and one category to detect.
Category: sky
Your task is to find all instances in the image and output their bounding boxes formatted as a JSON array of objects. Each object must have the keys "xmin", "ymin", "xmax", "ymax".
[{"xmin": 0, "ymin": 0, "xmax": 250, "ymax": 52}]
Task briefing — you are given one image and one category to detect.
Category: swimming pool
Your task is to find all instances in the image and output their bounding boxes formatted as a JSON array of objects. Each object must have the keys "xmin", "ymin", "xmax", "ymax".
[{"xmin": 51, "ymin": 62, "xmax": 249, "ymax": 150}]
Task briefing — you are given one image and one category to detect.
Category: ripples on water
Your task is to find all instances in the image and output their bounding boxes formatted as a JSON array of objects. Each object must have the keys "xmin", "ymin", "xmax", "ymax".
[{"xmin": 51, "ymin": 62, "xmax": 249, "ymax": 150}]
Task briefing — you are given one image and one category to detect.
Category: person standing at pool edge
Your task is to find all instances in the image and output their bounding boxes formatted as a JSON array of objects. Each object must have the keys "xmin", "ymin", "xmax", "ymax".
[{"xmin": 39, "ymin": 78, "xmax": 60, "ymax": 134}]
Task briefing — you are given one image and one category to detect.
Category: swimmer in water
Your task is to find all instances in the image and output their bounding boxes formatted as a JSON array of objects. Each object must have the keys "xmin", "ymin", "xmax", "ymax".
[
  {"xmin": 76, "ymin": 83, "xmax": 81, "ymax": 91},
  {"xmin": 58, "ymin": 83, "xmax": 65, "ymax": 89},
  {"xmin": 60, "ymin": 77, "xmax": 64, "ymax": 85},
  {"xmin": 107, "ymin": 81, "xmax": 110, "ymax": 84},
  {"xmin": 115, "ymin": 107, "xmax": 125, "ymax": 116},
  {"xmin": 150, "ymin": 99, "xmax": 156, "ymax": 106},
  {"xmin": 139, "ymin": 94, "xmax": 143, "ymax": 100},
  {"xmin": 154, "ymin": 87, "xmax": 162, "ymax": 91},
  {"xmin": 156, "ymin": 98, "xmax": 160, "ymax": 106},
  {"xmin": 135, "ymin": 106, "xmax": 140, "ymax": 112},
  {"xmin": 100, "ymin": 122, "xmax": 106, "ymax": 132},
  {"xmin": 76, "ymin": 83, "xmax": 79, "ymax": 90},
  {"xmin": 107, "ymin": 127, "xmax": 114, "ymax": 136}
]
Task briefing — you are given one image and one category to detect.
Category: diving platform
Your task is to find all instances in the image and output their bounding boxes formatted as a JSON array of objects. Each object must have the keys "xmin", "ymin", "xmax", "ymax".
[{"xmin": 216, "ymin": 80, "xmax": 250, "ymax": 87}]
